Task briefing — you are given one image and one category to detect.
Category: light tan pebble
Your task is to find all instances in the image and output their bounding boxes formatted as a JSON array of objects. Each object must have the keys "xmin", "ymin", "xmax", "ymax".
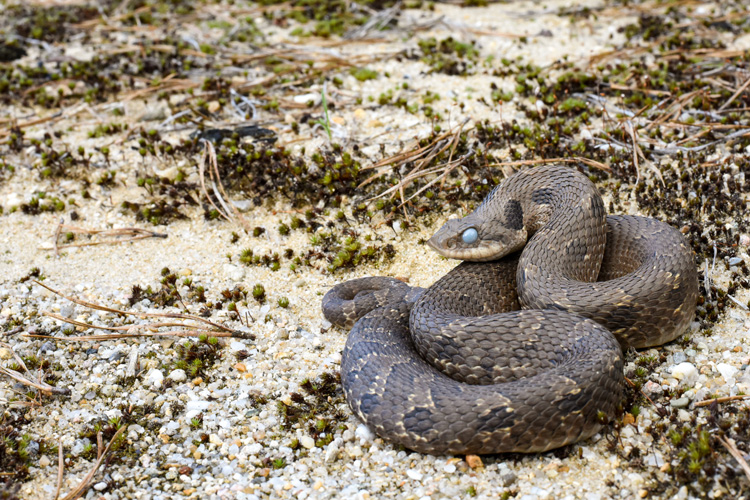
[
  {"xmin": 39, "ymin": 456, "xmax": 51, "ymax": 467},
  {"xmin": 406, "ymin": 470, "xmax": 422, "ymax": 481},
  {"xmin": 207, "ymin": 101, "xmax": 221, "ymax": 113},
  {"xmin": 209, "ymin": 434, "xmax": 222, "ymax": 445},
  {"xmin": 193, "ymin": 450, "xmax": 202, "ymax": 460},
  {"xmin": 353, "ymin": 109, "xmax": 367, "ymax": 120},
  {"xmin": 234, "ymin": 362, "xmax": 247, "ymax": 372},
  {"xmin": 331, "ymin": 116, "xmax": 345, "ymax": 125},
  {"xmin": 347, "ymin": 446, "xmax": 363, "ymax": 458},
  {"xmin": 179, "ymin": 268, "xmax": 192, "ymax": 276},
  {"xmin": 300, "ymin": 436, "xmax": 315, "ymax": 449},
  {"xmin": 368, "ymin": 119, "xmax": 384, "ymax": 128},
  {"xmin": 465, "ymin": 455, "xmax": 483, "ymax": 469},
  {"xmin": 638, "ymin": 489, "xmax": 649, "ymax": 498},
  {"xmin": 313, "ymin": 480, "xmax": 323, "ymax": 490},
  {"xmin": 192, "ymin": 377, "xmax": 203, "ymax": 385},
  {"xmin": 0, "ymin": 348, "xmax": 11, "ymax": 360}
]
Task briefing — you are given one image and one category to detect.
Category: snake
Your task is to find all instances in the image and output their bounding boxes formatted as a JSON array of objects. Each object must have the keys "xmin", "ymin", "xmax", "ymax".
[{"xmin": 322, "ymin": 165, "xmax": 699, "ymax": 455}]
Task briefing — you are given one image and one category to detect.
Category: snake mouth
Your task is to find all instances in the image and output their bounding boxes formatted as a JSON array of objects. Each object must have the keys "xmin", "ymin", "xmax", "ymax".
[{"xmin": 427, "ymin": 236, "xmax": 504, "ymax": 261}]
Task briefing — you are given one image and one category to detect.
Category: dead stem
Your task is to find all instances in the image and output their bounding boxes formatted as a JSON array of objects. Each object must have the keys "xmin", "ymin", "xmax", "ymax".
[
  {"xmin": 0, "ymin": 341, "xmax": 71, "ymax": 396},
  {"xmin": 49, "ymin": 225, "xmax": 167, "ymax": 251},
  {"xmin": 59, "ymin": 426, "xmax": 127, "ymax": 500},
  {"xmin": 694, "ymin": 395, "xmax": 750, "ymax": 408},
  {"xmin": 718, "ymin": 436, "xmax": 750, "ymax": 483},
  {"xmin": 31, "ymin": 279, "xmax": 247, "ymax": 337},
  {"xmin": 199, "ymin": 140, "xmax": 253, "ymax": 232}
]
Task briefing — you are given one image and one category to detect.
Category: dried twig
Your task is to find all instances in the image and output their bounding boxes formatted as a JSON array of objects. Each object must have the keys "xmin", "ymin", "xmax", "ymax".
[
  {"xmin": 59, "ymin": 426, "xmax": 127, "ymax": 500},
  {"xmin": 694, "ymin": 395, "xmax": 750, "ymax": 408},
  {"xmin": 48, "ymin": 225, "xmax": 167, "ymax": 251},
  {"xmin": 199, "ymin": 140, "xmax": 252, "ymax": 232},
  {"xmin": 718, "ymin": 75, "xmax": 750, "ymax": 111},
  {"xmin": 31, "ymin": 280, "xmax": 254, "ymax": 340},
  {"xmin": 0, "ymin": 341, "xmax": 71, "ymax": 396},
  {"xmin": 54, "ymin": 438, "xmax": 64, "ymax": 500},
  {"xmin": 718, "ymin": 435, "xmax": 750, "ymax": 483}
]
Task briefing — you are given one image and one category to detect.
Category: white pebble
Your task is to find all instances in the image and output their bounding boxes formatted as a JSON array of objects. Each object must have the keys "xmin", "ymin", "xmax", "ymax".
[
  {"xmin": 168, "ymin": 369, "xmax": 187, "ymax": 382},
  {"xmin": 222, "ymin": 264, "xmax": 245, "ymax": 282},
  {"xmin": 717, "ymin": 363, "xmax": 738, "ymax": 380},
  {"xmin": 94, "ymin": 481, "xmax": 108, "ymax": 491},
  {"xmin": 146, "ymin": 369, "xmax": 164, "ymax": 388},
  {"xmin": 300, "ymin": 436, "xmax": 315, "ymax": 449},
  {"xmin": 355, "ymin": 424, "xmax": 375, "ymax": 443},
  {"xmin": 670, "ymin": 362, "xmax": 698, "ymax": 385},
  {"xmin": 443, "ymin": 463, "xmax": 456, "ymax": 473},
  {"xmin": 406, "ymin": 469, "xmax": 423, "ymax": 481},
  {"xmin": 324, "ymin": 438, "xmax": 342, "ymax": 463}
]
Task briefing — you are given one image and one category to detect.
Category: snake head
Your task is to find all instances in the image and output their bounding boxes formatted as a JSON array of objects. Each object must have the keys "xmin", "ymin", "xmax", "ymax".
[{"xmin": 427, "ymin": 213, "xmax": 527, "ymax": 261}]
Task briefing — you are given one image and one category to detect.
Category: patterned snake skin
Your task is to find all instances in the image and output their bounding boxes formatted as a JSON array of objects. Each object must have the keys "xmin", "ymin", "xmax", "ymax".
[{"xmin": 322, "ymin": 165, "xmax": 699, "ymax": 454}]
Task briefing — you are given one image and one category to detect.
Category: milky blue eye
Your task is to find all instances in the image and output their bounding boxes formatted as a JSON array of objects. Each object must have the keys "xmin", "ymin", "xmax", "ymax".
[{"xmin": 462, "ymin": 228, "xmax": 478, "ymax": 244}]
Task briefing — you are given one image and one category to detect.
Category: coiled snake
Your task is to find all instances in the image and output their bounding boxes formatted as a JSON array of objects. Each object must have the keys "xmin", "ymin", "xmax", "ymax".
[{"xmin": 322, "ymin": 165, "xmax": 698, "ymax": 454}]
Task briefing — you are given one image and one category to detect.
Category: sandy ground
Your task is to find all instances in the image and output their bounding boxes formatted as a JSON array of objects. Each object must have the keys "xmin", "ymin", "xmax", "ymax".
[{"xmin": 2, "ymin": 0, "xmax": 750, "ymax": 499}]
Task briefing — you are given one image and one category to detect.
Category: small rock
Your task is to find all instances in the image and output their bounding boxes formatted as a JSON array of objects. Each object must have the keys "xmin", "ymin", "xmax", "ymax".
[
  {"xmin": 729, "ymin": 257, "xmax": 743, "ymax": 266},
  {"xmin": 406, "ymin": 469, "xmax": 422, "ymax": 481},
  {"xmin": 300, "ymin": 436, "xmax": 315, "ymax": 449},
  {"xmin": 108, "ymin": 350, "xmax": 123, "ymax": 362},
  {"xmin": 717, "ymin": 363, "xmax": 739, "ymax": 380},
  {"xmin": 670, "ymin": 362, "xmax": 698, "ymax": 385},
  {"xmin": 39, "ymin": 456, "xmax": 51, "ymax": 467},
  {"xmin": 168, "ymin": 369, "xmax": 187, "ymax": 382},
  {"xmin": 672, "ymin": 351, "xmax": 687, "ymax": 364},
  {"xmin": 0, "ymin": 348, "xmax": 12, "ymax": 360},
  {"xmin": 355, "ymin": 424, "xmax": 374, "ymax": 443},
  {"xmin": 670, "ymin": 397, "xmax": 690, "ymax": 408},
  {"xmin": 223, "ymin": 264, "xmax": 245, "ymax": 282},
  {"xmin": 293, "ymin": 93, "xmax": 320, "ymax": 105},
  {"xmin": 59, "ymin": 303, "xmax": 75, "ymax": 318},
  {"xmin": 443, "ymin": 463, "xmax": 456, "ymax": 473},
  {"xmin": 324, "ymin": 438, "xmax": 342, "ymax": 463},
  {"xmin": 642, "ymin": 380, "xmax": 663, "ymax": 396},
  {"xmin": 146, "ymin": 369, "xmax": 164, "ymax": 388},
  {"xmin": 93, "ymin": 482, "xmax": 108, "ymax": 491},
  {"xmin": 466, "ymin": 454, "xmax": 483, "ymax": 469}
]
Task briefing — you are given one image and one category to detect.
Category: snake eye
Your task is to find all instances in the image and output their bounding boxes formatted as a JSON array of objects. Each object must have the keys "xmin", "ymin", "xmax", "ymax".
[{"xmin": 461, "ymin": 228, "xmax": 478, "ymax": 244}]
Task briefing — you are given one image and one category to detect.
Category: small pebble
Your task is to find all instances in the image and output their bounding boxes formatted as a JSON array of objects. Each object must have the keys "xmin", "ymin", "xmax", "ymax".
[
  {"xmin": 168, "ymin": 369, "xmax": 187, "ymax": 382},
  {"xmin": 670, "ymin": 362, "xmax": 698, "ymax": 385},
  {"xmin": 670, "ymin": 397, "xmax": 690, "ymax": 408},
  {"xmin": 300, "ymin": 436, "xmax": 315, "ymax": 449}
]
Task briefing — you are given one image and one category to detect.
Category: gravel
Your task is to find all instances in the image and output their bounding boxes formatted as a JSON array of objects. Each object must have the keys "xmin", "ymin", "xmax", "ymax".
[{"xmin": 2, "ymin": 0, "xmax": 750, "ymax": 499}]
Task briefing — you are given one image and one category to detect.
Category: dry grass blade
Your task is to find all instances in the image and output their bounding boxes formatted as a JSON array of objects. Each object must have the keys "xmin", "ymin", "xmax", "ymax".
[
  {"xmin": 27, "ymin": 330, "xmax": 243, "ymax": 341},
  {"xmin": 486, "ymin": 157, "xmax": 611, "ymax": 172},
  {"xmin": 719, "ymin": 74, "xmax": 750, "ymax": 111},
  {"xmin": 199, "ymin": 141, "xmax": 252, "ymax": 232},
  {"xmin": 0, "ymin": 341, "xmax": 70, "ymax": 396},
  {"xmin": 694, "ymin": 395, "xmax": 750, "ymax": 407},
  {"xmin": 718, "ymin": 436, "xmax": 750, "ymax": 483},
  {"xmin": 59, "ymin": 426, "xmax": 127, "ymax": 500},
  {"xmin": 31, "ymin": 279, "xmax": 240, "ymax": 334},
  {"xmin": 50, "ymin": 225, "xmax": 167, "ymax": 251},
  {"xmin": 55, "ymin": 438, "xmax": 64, "ymax": 500},
  {"xmin": 0, "ymin": 366, "xmax": 71, "ymax": 396}
]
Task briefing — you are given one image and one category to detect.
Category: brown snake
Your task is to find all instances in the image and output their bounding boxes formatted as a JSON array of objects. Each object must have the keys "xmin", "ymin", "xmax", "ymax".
[{"xmin": 322, "ymin": 165, "xmax": 699, "ymax": 454}]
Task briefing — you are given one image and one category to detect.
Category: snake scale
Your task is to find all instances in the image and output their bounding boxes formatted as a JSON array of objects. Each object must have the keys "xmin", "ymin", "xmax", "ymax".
[{"xmin": 322, "ymin": 165, "xmax": 699, "ymax": 454}]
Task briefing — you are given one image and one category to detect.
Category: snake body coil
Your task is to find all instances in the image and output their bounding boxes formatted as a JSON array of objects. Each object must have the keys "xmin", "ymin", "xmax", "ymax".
[{"xmin": 323, "ymin": 165, "xmax": 698, "ymax": 454}]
